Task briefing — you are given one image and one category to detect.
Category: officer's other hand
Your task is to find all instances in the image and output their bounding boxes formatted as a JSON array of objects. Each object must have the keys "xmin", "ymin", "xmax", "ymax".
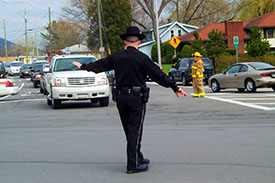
[
  {"xmin": 72, "ymin": 61, "xmax": 82, "ymax": 69},
  {"xmin": 175, "ymin": 88, "xmax": 188, "ymax": 98}
]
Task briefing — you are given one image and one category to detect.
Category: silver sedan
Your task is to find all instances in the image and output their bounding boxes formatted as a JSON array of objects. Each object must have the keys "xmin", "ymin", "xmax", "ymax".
[{"xmin": 208, "ymin": 62, "xmax": 275, "ymax": 93}]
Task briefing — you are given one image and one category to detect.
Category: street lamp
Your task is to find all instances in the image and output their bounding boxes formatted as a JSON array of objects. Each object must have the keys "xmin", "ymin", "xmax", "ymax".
[{"xmin": 3, "ymin": 0, "xmax": 39, "ymax": 60}]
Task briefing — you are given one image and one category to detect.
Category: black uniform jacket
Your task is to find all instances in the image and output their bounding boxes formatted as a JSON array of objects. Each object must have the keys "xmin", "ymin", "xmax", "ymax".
[{"xmin": 80, "ymin": 46, "xmax": 179, "ymax": 92}]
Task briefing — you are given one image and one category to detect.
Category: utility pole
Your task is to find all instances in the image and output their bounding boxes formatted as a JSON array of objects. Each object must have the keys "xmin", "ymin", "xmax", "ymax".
[
  {"xmin": 154, "ymin": 0, "xmax": 161, "ymax": 67},
  {"xmin": 98, "ymin": 0, "xmax": 104, "ymax": 59},
  {"xmin": 24, "ymin": 9, "xmax": 28, "ymax": 63},
  {"xmin": 3, "ymin": 19, "xmax": 8, "ymax": 63},
  {"xmin": 48, "ymin": 7, "xmax": 52, "ymax": 60}
]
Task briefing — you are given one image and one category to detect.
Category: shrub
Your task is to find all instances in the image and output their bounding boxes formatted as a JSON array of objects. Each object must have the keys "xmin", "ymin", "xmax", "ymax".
[{"xmin": 179, "ymin": 45, "xmax": 192, "ymax": 58}]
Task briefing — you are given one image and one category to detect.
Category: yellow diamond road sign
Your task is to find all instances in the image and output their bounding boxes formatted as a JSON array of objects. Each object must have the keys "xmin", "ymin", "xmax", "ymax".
[{"xmin": 169, "ymin": 35, "xmax": 181, "ymax": 49}]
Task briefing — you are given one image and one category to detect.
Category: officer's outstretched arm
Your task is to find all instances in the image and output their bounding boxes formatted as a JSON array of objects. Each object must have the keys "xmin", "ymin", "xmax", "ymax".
[
  {"xmin": 72, "ymin": 61, "xmax": 82, "ymax": 69},
  {"xmin": 175, "ymin": 88, "xmax": 188, "ymax": 98}
]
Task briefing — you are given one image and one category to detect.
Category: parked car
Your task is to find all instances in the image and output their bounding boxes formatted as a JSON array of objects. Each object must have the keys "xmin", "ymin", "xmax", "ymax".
[
  {"xmin": 40, "ymin": 63, "xmax": 50, "ymax": 94},
  {"xmin": 106, "ymin": 70, "xmax": 115, "ymax": 86},
  {"xmin": 44, "ymin": 54, "xmax": 110, "ymax": 109},
  {"xmin": 0, "ymin": 78, "xmax": 19, "ymax": 97},
  {"xmin": 0, "ymin": 61, "xmax": 7, "ymax": 78},
  {"xmin": 4, "ymin": 62, "xmax": 10, "ymax": 74},
  {"xmin": 168, "ymin": 57, "xmax": 215, "ymax": 85},
  {"xmin": 208, "ymin": 62, "xmax": 275, "ymax": 93},
  {"xmin": 19, "ymin": 64, "xmax": 33, "ymax": 78},
  {"xmin": 31, "ymin": 60, "xmax": 48, "ymax": 87},
  {"xmin": 9, "ymin": 61, "xmax": 23, "ymax": 76}
]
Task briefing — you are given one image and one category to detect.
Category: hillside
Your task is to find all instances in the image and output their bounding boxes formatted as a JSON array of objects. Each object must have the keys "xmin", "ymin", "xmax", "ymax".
[{"xmin": 0, "ymin": 37, "xmax": 16, "ymax": 57}]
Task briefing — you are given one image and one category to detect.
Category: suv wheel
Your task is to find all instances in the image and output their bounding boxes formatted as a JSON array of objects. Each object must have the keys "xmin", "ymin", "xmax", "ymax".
[
  {"xmin": 246, "ymin": 79, "xmax": 256, "ymax": 93},
  {"xmin": 52, "ymin": 98, "xmax": 61, "ymax": 109},
  {"xmin": 33, "ymin": 81, "xmax": 38, "ymax": 88},
  {"xmin": 182, "ymin": 75, "xmax": 188, "ymax": 86},
  {"xmin": 211, "ymin": 79, "xmax": 220, "ymax": 92},
  {"xmin": 168, "ymin": 73, "xmax": 174, "ymax": 81},
  {"xmin": 99, "ymin": 97, "xmax": 109, "ymax": 107}
]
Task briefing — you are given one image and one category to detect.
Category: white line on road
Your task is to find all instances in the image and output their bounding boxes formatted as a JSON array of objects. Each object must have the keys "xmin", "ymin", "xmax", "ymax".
[
  {"xmin": 0, "ymin": 98, "xmax": 44, "ymax": 104},
  {"xmin": 0, "ymin": 95, "xmax": 11, "ymax": 100},
  {"xmin": 19, "ymin": 83, "xmax": 24, "ymax": 90},
  {"xmin": 205, "ymin": 96, "xmax": 273, "ymax": 111}
]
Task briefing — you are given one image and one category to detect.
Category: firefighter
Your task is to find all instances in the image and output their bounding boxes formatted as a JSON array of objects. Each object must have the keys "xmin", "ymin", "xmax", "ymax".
[{"xmin": 192, "ymin": 52, "xmax": 205, "ymax": 97}]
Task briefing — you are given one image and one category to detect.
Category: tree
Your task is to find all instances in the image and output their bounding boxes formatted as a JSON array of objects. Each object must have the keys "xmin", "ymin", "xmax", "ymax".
[
  {"xmin": 167, "ymin": 0, "xmax": 238, "ymax": 27},
  {"xmin": 41, "ymin": 20, "xmax": 82, "ymax": 51},
  {"xmin": 205, "ymin": 29, "xmax": 226, "ymax": 57},
  {"xmin": 87, "ymin": 0, "xmax": 132, "ymax": 53},
  {"xmin": 190, "ymin": 31, "xmax": 205, "ymax": 55},
  {"xmin": 246, "ymin": 26, "xmax": 270, "ymax": 57},
  {"xmin": 234, "ymin": 0, "xmax": 275, "ymax": 21},
  {"xmin": 179, "ymin": 44, "xmax": 192, "ymax": 58},
  {"xmin": 131, "ymin": 0, "xmax": 172, "ymax": 43}
]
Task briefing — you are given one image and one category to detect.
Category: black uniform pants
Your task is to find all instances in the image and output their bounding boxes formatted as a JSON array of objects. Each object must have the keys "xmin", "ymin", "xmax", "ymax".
[{"xmin": 116, "ymin": 93, "xmax": 146, "ymax": 171}]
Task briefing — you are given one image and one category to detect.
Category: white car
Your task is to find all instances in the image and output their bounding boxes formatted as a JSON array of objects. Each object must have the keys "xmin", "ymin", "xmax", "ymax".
[
  {"xmin": 44, "ymin": 54, "xmax": 110, "ymax": 109},
  {"xmin": 9, "ymin": 61, "xmax": 23, "ymax": 76},
  {"xmin": 0, "ymin": 78, "xmax": 19, "ymax": 97}
]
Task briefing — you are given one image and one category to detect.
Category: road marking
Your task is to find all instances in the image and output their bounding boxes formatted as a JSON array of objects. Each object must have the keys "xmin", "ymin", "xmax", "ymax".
[
  {"xmin": 0, "ymin": 98, "xmax": 44, "ymax": 104},
  {"xmin": 230, "ymin": 98, "xmax": 275, "ymax": 101},
  {"xmin": 19, "ymin": 83, "xmax": 24, "ymax": 90},
  {"xmin": 205, "ymin": 96, "xmax": 273, "ymax": 111},
  {"xmin": 0, "ymin": 95, "xmax": 11, "ymax": 100}
]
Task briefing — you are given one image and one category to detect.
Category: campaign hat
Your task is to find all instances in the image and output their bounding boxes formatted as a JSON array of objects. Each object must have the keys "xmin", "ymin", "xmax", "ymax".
[{"xmin": 120, "ymin": 26, "xmax": 145, "ymax": 41}]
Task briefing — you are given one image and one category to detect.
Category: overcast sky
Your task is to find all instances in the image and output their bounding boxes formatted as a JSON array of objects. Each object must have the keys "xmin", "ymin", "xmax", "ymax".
[{"xmin": 0, "ymin": 0, "xmax": 68, "ymax": 44}]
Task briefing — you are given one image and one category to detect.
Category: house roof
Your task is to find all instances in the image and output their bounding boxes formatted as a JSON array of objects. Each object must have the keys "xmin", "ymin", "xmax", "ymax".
[
  {"xmin": 177, "ymin": 12, "xmax": 275, "ymax": 42},
  {"xmin": 244, "ymin": 12, "xmax": 275, "ymax": 29}
]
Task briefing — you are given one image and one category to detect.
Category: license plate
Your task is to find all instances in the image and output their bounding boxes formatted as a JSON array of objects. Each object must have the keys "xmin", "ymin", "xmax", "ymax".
[{"xmin": 77, "ymin": 93, "xmax": 88, "ymax": 99}]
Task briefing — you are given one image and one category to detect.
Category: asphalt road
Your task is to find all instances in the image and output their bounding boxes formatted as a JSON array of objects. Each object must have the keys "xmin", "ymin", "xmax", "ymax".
[{"xmin": 1, "ymin": 76, "xmax": 275, "ymax": 183}]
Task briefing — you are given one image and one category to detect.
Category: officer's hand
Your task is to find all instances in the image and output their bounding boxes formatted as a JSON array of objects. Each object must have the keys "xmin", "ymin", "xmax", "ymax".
[
  {"xmin": 175, "ymin": 88, "xmax": 188, "ymax": 98},
  {"xmin": 72, "ymin": 61, "xmax": 82, "ymax": 69}
]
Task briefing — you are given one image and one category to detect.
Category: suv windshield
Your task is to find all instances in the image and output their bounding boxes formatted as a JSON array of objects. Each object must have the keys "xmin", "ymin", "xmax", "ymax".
[
  {"xmin": 0, "ymin": 62, "xmax": 4, "ymax": 71},
  {"xmin": 34, "ymin": 64, "xmax": 44, "ymax": 72},
  {"xmin": 22, "ymin": 64, "xmax": 32, "ymax": 69},
  {"xmin": 10, "ymin": 62, "xmax": 23, "ymax": 66},
  {"xmin": 54, "ymin": 57, "xmax": 96, "ymax": 72}
]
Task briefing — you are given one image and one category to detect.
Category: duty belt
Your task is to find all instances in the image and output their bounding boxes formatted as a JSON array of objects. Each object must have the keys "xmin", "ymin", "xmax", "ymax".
[{"xmin": 117, "ymin": 86, "xmax": 142, "ymax": 95}]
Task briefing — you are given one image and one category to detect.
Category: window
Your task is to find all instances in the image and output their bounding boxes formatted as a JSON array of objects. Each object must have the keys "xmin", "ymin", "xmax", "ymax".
[
  {"xmin": 264, "ymin": 28, "xmax": 274, "ymax": 38},
  {"xmin": 267, "ymin": 29, "xmax": 274, "ymax": 38},
  {"xmin": 178, "ymin": 30, "xmax": 182, "ymax": 36},
  {"xmin": 239, "ymin": 65, "xmax": 248, "ymax": 72},
  {"xmin": 226, "ymin": 65, "xmax": 241, "ymax": 74},
  {"xmin": 171, "ymin": 30, "xmax": 174, "ymax": 37}
]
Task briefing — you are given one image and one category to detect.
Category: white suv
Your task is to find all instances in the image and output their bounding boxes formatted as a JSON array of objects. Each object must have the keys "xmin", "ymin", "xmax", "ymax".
[{"xmin": 44, "ymin": 54, "xmax": 110, "ymax": 109}]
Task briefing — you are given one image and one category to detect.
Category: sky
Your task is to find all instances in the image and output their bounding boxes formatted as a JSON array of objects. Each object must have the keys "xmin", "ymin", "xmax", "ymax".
[{"xmin": 0, "ymin": 0, "xmax": 69, "ymax": 46}]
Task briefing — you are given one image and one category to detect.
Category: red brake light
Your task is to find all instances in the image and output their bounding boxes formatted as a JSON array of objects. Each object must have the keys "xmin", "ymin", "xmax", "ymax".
[
  {"xmin": 260, "ymin": 73, "xmax": 269, "ymax": 77},
  {"xmin": 188, "ymin": 68, "xmax": 191, "ymax": 73},
  {"xmin": 4, "ymin": 72, "xmax": 6, "ymax": 77},
  {"xmin": 5, "ymin": 81, "xmax": 13, "ymax": 86}
]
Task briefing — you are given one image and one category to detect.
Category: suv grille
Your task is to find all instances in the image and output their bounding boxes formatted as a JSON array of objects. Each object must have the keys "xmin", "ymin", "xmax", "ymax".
[{"xmin": 67, "ymin": 77, "xmax": 95, "ymax": 85}]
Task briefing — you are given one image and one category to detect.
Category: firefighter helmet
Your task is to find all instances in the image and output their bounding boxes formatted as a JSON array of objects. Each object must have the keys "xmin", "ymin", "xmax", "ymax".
[{"xmin": 194, "ymin": 52, "xmax": 202, "ymax": 57}]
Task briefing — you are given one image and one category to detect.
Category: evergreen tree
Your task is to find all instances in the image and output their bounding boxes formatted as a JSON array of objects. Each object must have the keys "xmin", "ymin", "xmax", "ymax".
[
  {"xmin": 87, "ymin": 0, "xmax": 132, "ymax": 53},
  {"xmin": 190, "ymin": 31, "xmax": 205, "ymax": 56},
  {"xmin": 205, "ymin": 29, "xmax": 226, "ymax": 57},
  {"xmin": 246, "ymin": 26, "xmax": 270, "ymax": 57}
]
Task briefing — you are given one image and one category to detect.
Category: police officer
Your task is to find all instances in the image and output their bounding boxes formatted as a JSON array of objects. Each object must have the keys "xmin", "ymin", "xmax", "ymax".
[
  {"xmin": 192, "ymin": 52, "xmax": 205, "ymax": 97},
  {"xmin": 72, "ymin": 26, "xmax": 188, "ymax": 174}
]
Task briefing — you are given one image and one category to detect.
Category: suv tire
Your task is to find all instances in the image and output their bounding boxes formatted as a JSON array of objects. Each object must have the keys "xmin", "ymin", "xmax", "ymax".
[
  {"xmin": 99, "ymin": 97, "xmax": 109, "ymax": 107},
  {"xmin": 182, "ymin": 74, "xmax": 188, "ymax": 86}
]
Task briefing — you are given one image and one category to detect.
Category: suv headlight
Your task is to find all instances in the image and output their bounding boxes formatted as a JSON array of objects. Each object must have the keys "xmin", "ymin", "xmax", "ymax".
[
  {"xmin": 97, "ymin": 75, "xmax": 108, "ymax": 85},
  {"xmin": 54, "ymin": 78, "xmax": 66, "ymax": 87}
]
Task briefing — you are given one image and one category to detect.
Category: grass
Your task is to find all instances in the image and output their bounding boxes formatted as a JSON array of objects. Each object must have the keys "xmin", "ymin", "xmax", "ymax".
[{"xmin": 161, "ymin": 64, "xmax": 172, "ymax": 74}]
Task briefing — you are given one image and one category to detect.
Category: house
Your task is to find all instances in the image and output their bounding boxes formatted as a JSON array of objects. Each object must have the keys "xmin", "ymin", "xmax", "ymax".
[
  {"xmin": 139, "ymin": 21, "xmax": 198, "ymax": 58},
  {"xmin": 178, "ymin": 12, "xmax": 275, "ymax": 53}
]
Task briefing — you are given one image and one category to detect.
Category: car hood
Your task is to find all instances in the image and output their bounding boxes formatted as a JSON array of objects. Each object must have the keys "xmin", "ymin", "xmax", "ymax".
[{"xmin": 53, "ymin": 70, "xmax": 106, "ymax": 78}]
